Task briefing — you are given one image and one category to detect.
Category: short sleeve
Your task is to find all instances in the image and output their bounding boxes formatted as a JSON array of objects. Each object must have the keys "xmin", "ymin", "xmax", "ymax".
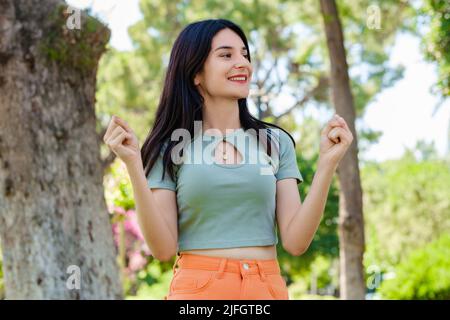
[
  {"xmin": 273, "ymin": 129, "xmax": 303, "ymax": 185},
  {"xmin": 146, "ymin": 145, "xmax": 177, "ymax": 191}
]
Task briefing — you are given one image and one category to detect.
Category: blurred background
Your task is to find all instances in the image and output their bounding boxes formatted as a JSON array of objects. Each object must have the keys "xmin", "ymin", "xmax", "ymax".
[{"xmin": 0, "ymin": 0, "xmax": 449, "ymax": 300}]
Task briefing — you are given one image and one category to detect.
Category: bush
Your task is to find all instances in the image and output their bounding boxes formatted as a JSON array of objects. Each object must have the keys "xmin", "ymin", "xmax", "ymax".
[
  {"xmin": 126, "ymin": 267, "xmax": 173, "ymax": 300},
  {"xmin": 377, "ymin": 234, "xmax": 450, "ymax": 299}
]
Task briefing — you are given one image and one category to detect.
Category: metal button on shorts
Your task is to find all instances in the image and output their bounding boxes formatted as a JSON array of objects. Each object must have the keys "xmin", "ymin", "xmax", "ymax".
[{"xmin": 243, "ymin": 263, "xmax": 249, "ymax": 270}]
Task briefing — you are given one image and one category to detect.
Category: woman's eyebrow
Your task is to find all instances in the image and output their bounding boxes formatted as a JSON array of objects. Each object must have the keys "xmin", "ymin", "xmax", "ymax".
[{"xmin": 214, "ymin": 46, "xmax": 247, "ymax": 52}]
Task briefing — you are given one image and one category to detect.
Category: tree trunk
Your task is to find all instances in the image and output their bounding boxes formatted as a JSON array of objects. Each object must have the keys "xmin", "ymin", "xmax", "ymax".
[
  {"xmin": 0, "ymin": 0, "xmax": 123, "ymax": 299},
  {"xmin": 319, "ymin": 0, "xmax": 366, "ymax": 300}
]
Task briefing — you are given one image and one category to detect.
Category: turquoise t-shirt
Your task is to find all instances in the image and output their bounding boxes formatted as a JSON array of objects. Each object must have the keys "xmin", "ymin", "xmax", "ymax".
[{"xmin": 146, "ymin": 127, "xmax": 303, "ymax": 251}]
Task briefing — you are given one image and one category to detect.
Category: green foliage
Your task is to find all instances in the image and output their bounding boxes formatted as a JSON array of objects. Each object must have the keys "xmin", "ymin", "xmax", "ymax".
[
  {"xmin": 287, "ymin": 255, "xmax": 339, "ymax": 299},
  {"xmin": 289, "ymin": 0, "xmax": 416, "ymax": 116},
  {"xmin": 96, "ymin": 49, "xmax": 157, "ymax": 141},
  {"xmin": 377, "ymin": 234, "xmax": 450, "ymax": 300},
  {"xmin": 362, "ymin": 154, "xmax": 450, "ymax": 268},
  {"xmin": 39, "ymin": 4, "xmax": 110, "ymax": 75},
  {"xmin": 104, "ymin": 160, "xmax": 136, "ymax": 211},
  {"xmin": 421, "ymin": 0, "xmax": 450, "ymax": 98},
  {"xmin": 127, "ymin": 266, "xmax": 173, "ymax": 300}
]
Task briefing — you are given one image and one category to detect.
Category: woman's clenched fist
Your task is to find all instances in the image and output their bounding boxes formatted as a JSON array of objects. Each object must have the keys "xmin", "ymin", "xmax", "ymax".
[
  {"xmin": 319, "ymin": 114, "xmax": 354, "ymax": 168},
  {"xmin": 103, "ymin": 115, "xmax": 140, "ymax": 165}
]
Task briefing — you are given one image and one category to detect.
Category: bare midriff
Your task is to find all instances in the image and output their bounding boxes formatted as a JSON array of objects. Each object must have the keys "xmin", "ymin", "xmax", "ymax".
[{"xmin": 179, "ymin": 245, "xmax": 277, "ymax": 260}]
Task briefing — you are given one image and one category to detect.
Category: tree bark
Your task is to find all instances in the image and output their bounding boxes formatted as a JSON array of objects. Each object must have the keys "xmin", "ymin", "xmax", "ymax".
[
  {"xmin": 319, "ymin": 0, "xmax": 366, "ymax": 300},
  {"xmin": 0, "ymin": 0, "xmax": 123, "ymax": 299}
]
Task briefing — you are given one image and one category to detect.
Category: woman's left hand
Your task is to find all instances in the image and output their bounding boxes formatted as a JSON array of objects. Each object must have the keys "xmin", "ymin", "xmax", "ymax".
[{"xmin": 319, "ymin": 114, "xmax": 354, "ymax": 169}]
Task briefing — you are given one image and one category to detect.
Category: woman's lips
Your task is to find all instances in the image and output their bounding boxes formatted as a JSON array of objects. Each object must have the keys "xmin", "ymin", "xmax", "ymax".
[{"xmin": 228, "ymin": 77, "xmax": 247, "ymax": 84}]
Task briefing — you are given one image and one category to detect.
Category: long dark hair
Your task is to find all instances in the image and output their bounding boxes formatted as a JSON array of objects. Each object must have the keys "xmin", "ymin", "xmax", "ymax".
[{"xmin": 141, "ymin": 18, "xmax": 296, "ymax": 182}]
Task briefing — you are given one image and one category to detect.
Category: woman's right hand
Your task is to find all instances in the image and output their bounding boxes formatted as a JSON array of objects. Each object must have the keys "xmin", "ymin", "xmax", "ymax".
[{"xmin": 103, "ymin": 115, "xmax": 141, "ymax": 166}]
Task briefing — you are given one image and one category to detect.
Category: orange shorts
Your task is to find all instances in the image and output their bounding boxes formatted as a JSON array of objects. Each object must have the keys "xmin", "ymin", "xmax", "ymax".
[{"xmin": 164, "ymin": 252, "xmax": 289, "ymax": 300}]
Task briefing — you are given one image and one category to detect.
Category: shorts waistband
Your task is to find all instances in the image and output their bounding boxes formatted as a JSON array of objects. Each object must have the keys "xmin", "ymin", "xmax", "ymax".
[{"xmin": 173, "ymin": 252, "xmax": 281, "ymax": 279}]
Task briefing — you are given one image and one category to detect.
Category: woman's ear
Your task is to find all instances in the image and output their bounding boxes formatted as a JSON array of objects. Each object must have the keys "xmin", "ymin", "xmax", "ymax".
[{"xmin": 194, "ymin": 73, "xmax": 202, "ymax": 86}]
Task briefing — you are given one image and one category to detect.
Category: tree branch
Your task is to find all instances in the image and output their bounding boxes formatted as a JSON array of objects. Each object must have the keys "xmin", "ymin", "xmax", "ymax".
[{"xmin": 274, "ymin": 76, "xmax": 329, "ymax": 121}]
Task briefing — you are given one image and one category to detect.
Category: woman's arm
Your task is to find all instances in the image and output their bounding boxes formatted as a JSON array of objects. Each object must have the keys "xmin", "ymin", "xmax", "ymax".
[
  {"xmin": 283, "ymin": 159, "xmax": 336, "ymax": 255},
  {"xmin": 283, "ymin": 114, "xmax": 353, "ymax": 255},
  {"xmin": 126, "ymin": 159, "xmax": 178, "ymax": 262}
]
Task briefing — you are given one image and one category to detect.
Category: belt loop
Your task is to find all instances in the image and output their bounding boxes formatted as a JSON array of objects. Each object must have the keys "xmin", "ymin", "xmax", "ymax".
[
  {"xmin": 215, "ymin": 258, "xmax": 227, "ymax": 279},
  {"xmin": 256, "ymin": 261, "xmax": 267, "ymax": 282},
  {"xmin": 172, "ymin": 252, "xmax": 182, "ymax": 275}
]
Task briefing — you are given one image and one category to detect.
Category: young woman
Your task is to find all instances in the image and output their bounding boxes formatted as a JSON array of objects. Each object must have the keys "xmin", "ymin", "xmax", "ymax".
[{"xmin": 104, "ymin": 19, "xmax": 353, "ymax": 300}]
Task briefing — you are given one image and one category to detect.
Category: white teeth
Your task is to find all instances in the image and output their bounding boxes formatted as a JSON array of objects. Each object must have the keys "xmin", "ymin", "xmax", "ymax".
[{"xmin": 228, "ymin": 77, "xmax": 246, "ymax": 81}]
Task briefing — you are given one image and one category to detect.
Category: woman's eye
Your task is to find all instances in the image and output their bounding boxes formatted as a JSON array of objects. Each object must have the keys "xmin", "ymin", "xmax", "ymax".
[{"xmin": 221, "ymin": 53, "xmax": 249, "ymax": 58}]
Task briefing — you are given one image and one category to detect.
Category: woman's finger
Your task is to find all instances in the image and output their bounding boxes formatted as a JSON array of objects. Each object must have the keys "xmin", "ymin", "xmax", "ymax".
[
  {"xmin": 106, "ymin": 126, "xmax": 125, "ymax": 145},
  {"xmin": 321, "ymin": 115, "xmax": 345, "ymax": 137},
  {"xmin": 328, "ymin": 127, "xmax": 346, "ymax": 143},
  {"xmin": 103, "ymin": 117, "xmax": 119, "ymax": 142},
  {"xmin": 336, "ymin": 115, "xmax": 351, "ymax": 133},
  {"xmin": 327, "ymin": 127, "xmax": 338, "ymax": 143},
  {"xmin": 113, "ymin": 116, "xmax": 133, "ymax": 133},
  {"xmin": 330, "ymin": 127, "xmax": 353, "ymax": 145},
  {"xmin": 109, "ymin": 131, "xmax": 128, "ymax": 148},
  {"xmin": 344, "ymin": 131, "xmax": 353, "ymax": 145}
]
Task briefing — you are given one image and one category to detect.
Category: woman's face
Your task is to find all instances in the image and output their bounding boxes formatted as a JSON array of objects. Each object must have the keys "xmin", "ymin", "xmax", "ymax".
[{"xmin": 194, "ymin": 28, "xmax": 253, "ymax": 100}]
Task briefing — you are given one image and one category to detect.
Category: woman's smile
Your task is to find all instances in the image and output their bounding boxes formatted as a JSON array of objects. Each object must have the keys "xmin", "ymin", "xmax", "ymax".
[{"xmin": 228, "ymin": 74, "xmax": 248, "ymax": 84}]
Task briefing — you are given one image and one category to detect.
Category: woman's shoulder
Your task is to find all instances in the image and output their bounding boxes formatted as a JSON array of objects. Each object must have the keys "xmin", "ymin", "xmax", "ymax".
[{"xmin": 264, "ymin": 126, "xmax": 292, "ymax": 146}]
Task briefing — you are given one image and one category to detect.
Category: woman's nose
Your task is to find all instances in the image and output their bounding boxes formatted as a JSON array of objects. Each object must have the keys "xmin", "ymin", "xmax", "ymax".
[{"xmin": 234, "ymin": 59, "xmax": 251, "ymax": 70}]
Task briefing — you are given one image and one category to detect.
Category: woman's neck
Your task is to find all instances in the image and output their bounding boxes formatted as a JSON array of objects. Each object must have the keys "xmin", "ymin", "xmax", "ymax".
[{"xmin": 201, "ymin": 97, "xmax": 242, "ymax": 134}]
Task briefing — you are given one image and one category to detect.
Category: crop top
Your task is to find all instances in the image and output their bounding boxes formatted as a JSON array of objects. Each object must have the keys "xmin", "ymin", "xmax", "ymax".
[{"xmin": 146, "ymin": 127, "xmax": 303, "ymax": 252}]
